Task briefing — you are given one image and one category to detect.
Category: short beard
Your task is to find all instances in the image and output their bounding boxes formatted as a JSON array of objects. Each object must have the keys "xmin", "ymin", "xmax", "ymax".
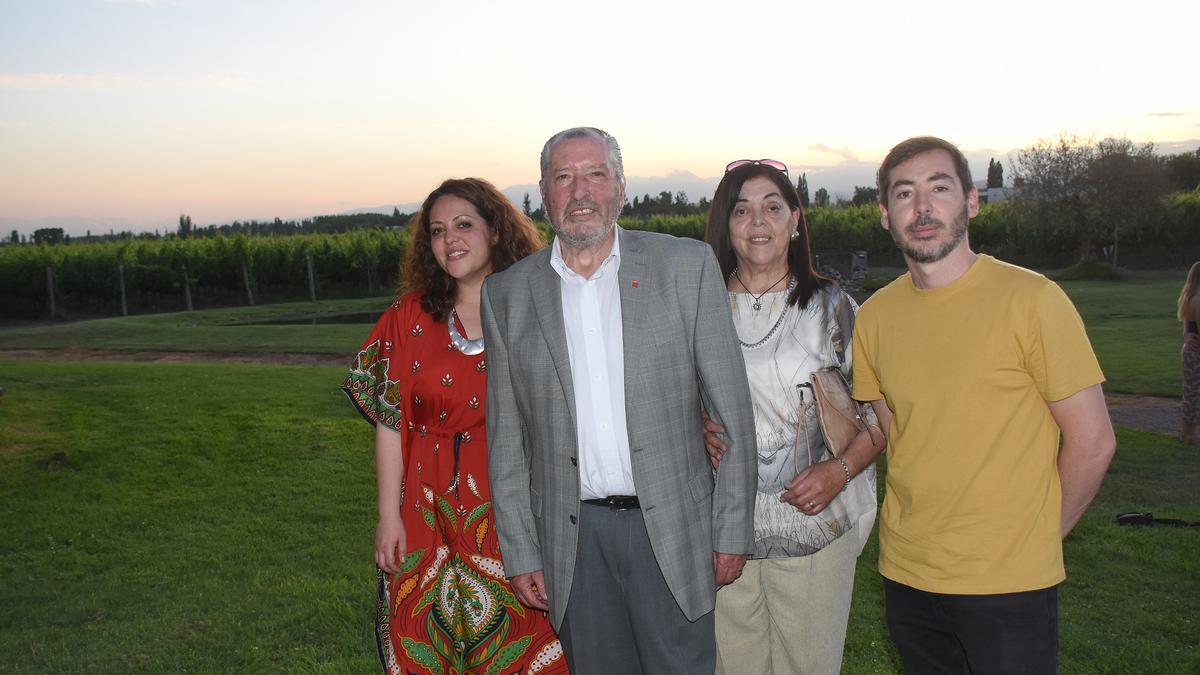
[
  {"xmin": 890, "ymin": 204, "xmax": 969, "ymax": 264},
  {"xmin": 549, "ymin": 196, "xmax": 622, "ymax": 250}
]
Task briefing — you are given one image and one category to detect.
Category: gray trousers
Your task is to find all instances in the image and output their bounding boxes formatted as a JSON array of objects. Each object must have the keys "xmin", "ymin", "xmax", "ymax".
[{"xmin": 558, "ymin": 501, "xmax": 716, "ymax": 675}]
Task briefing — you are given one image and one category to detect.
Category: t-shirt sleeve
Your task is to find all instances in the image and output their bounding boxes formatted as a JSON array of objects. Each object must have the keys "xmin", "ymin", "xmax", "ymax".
[
  {"xmin": 1027, "ymin": 282, "xmax": 1105, "ymax": 401},
  {"xmin": 340, "ymin": 297, "xmax": 409, "ymax": 431},
  {"xmin": 851, "ymin": 304, "xmax": 884, "ymax": 402}
]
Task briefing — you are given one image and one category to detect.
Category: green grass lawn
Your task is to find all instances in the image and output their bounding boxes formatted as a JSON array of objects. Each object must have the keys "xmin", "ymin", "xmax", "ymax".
[
  {"xmin": 1, "ymin": 360, "xmax": 1197, "ymax": 673},
  {"xmin": 0, "ymin": 360, "xmax": 379, "ymax": 672},
  {"xmin": 1060, "ymin": 274, "xmax": 1186, "ymax": 397},
  {"xmin": 0, "ymin": 297, "xmax": 391, "ymax": 356},
  {"xmin": 0, "ymin": 269, "xmax": 1195, "ymax": 671}
]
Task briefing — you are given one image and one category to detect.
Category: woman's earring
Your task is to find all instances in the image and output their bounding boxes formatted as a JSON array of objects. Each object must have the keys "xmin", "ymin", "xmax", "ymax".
[{"xmin": 790, "ymin": 229, "xmax": 800, "ymax": 239}]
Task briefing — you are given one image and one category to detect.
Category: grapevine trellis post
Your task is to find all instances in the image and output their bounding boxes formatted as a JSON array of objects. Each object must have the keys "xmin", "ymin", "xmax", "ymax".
[
  {"xmin": 117, "ymin": 263, "xmax": 128, "ymax": 316},
  {"xmin": 305, "ymin": 254, "xmax": 317, "ymax": 302},
  {"xmin": 241, "ymin": 259, "xmax": 254, "ymax": 305},
  {"xmin": 181, "ymin": 263, "xmax": 193, "ymax": 311},
  {"xmin": 45, "ymin": 266, "xmax": 55, "ymax": 319}
]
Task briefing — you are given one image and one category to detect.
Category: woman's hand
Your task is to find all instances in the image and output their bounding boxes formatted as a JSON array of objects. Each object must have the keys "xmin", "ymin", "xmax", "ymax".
[
  {"xmin": 783, "ymin": 405, "xmax": 889, "ymax": 515},
  {"xmin": 374, "ymin": 424, "xmax": 406, "ymax": 574},
  {"xmin": 781, "ymin": 458, "xmax": 846, "ymax": 515},
  {"xmin": 701, "ymin": 411, "xmax": 728, "ymax": 470},
  {"xmin": 375, "ymin": 513, "xmax": 407, "ymax": 574}
]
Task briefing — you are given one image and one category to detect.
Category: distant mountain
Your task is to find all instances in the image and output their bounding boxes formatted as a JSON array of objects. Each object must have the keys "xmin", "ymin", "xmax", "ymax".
[{"xmin": 341, "ymin": 202, "xmax": 423, "ymax": 216}]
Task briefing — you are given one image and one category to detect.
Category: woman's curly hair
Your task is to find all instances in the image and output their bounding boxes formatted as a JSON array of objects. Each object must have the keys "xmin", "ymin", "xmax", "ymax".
[{"xmin": 400, "ymin": 177, "xmax": 545, "ymax": 321}]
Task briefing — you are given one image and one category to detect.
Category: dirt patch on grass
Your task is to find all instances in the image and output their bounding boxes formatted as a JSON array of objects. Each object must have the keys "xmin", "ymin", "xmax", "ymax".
[
  {"xmin": 1106, "ymin": 393, "xmax": 1180, "ymax": 436},
  {"xmin": 0, "ymin": 348, "xmax": 347, "ymax": 367}
]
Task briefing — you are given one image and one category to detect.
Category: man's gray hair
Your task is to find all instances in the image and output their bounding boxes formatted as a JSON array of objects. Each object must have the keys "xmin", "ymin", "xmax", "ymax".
[{"xmin": 539, "ymin": 127, "xmax": 625, "ymax": 186}]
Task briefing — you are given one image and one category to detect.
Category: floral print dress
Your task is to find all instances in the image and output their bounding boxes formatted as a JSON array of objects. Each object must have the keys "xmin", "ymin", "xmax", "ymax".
[{"xmin": 343, "ymin": 291, "xmax": 567, "ymax": 675}]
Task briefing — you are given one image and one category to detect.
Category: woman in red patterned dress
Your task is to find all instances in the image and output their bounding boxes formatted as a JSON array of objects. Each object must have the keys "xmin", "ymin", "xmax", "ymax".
[{"xmin": 342, "ymin": 178, "xmax": 568, "ymax": 674}]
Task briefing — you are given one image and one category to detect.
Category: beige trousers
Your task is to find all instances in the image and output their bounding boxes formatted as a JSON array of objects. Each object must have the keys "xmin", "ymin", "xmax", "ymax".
[{"xmin": 714, "ymin": 531, "xmax": 859, "ymax": 675}]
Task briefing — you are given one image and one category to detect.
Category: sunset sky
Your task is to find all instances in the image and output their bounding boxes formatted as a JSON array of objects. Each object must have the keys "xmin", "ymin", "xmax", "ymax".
[{"xmin": 2, "ymin": 0, "xmax": 1198, "ymax": 236}]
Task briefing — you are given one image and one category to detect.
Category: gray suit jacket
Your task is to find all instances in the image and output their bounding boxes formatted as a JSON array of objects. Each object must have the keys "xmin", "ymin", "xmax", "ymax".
[{"xmin": 481, "ymin": 227, "xmax": 756, "ymax": 628}]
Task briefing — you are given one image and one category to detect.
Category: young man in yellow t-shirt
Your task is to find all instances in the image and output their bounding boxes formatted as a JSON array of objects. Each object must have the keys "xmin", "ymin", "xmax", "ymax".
[{"xmin": 852, "ymin": 136, "xmax": 1117, "ymax": 674}]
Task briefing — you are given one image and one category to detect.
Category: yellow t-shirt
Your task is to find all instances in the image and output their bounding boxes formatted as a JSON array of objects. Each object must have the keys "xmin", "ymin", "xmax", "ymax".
[{"xmin": 852, "ymin": 255, "xmax": 1104, "ymax": 594}]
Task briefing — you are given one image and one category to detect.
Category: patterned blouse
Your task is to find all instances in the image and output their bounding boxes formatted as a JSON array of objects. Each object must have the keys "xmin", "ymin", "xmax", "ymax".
[{"xmin": 730, "ymin": 283, "xmax": 878, "ymax": 559}]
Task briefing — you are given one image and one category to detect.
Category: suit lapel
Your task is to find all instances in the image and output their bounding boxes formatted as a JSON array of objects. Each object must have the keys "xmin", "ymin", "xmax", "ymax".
[
  {"xmin": 530, "ymin": 255, "xmax": 577, "ymax": 429},
  {"xmin": 618, "ymin": 229, "xmax": 652, "ymax": 376}
]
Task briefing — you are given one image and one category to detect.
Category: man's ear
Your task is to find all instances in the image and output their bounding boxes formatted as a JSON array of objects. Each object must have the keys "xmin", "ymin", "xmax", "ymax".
[{"xmin": 967, "ymin": 187, "xmax": 980, "ymax": 219}]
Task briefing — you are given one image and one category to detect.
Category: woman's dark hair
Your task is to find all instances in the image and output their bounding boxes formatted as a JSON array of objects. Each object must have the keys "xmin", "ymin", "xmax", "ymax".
[
  {"xmin": 704, "ymin": 163, "xmax": 829, "ymax": 309},
  {"xmin": 400, "ymin": 177, "xmax": 545, "ymax": 321}
]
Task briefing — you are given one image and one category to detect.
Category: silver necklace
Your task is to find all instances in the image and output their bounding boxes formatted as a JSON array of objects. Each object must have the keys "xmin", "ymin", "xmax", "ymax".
[
  {"xmin": 447, "ymin": 309, "xmax": 484, "ymax": 355},
  {"xmin": 735, "ymin": 277, "xmax": 796, "ymax": 350},
  {"xmin": 732, "ymin": 267, "xmax": 791, "ymax": 312}
]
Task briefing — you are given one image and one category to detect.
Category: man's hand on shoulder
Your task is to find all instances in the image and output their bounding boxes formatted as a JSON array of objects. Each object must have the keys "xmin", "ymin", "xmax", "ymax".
[
  {"xmin": 510, "ymin": 570, "xmax": 550, "ymax": 611},
  {"xmin": 713, "ymin": 551, "xmax": 748, "ymax": 588}
]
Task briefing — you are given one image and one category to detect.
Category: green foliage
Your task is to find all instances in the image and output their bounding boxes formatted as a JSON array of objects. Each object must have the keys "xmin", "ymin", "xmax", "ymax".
[
  {"xmin": 1053, "ymin": 261, "xmax": 1127, "ymax": 281},
  {"xmin": 7, "ymin": 183, "xmax": 1198, "ymax": 320},
  {"xmin": 1012, "ymin": 134, "xmax": 1171, "ymax": 265},
  {"xmin": 0, "ymin": 229, "xmax": 410, "ymax": 318},
  {"xmin": 807, "ymin": 204, "xmax": 900, "ymax": 264},
  {"xmin": 31, "ymin": 227, "xmax": 65, "ymax": 245},
  {"xmin": 1165, "ymin": 146, "xmax": 1200, "ymax": 191},
  {"xmin": 814, "ymin": 187, "xmax": 830, "ymax": 208},
  {"xmin": 849, "ymin": 185, "xmax": 879, "ymax": 206},
  {"xmin": 1164, "ymin": 187, "xmax": 1200, "ymax": 248},
  {"xmin": 623, "ymin": 214, "xmax": 707, "ymax": 239},
  {"xmin": 987, "ymin": 158, "xmax": 1004, "ymax": 188}
]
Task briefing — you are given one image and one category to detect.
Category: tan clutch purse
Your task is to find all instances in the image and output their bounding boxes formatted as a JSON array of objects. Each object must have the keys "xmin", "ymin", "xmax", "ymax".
[
  {"xmin": 794, "ymin": 288, "xmax": 879, "ymax": 464},
  {"xmin": 803, "ymin": 367, "xmax": 877, "ymax": 458}
]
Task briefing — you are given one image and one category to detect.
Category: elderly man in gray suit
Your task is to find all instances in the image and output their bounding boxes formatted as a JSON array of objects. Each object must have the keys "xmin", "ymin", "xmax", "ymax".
[{"xmin": 480, "ymin": 126, "xmax": 757, "ymax": 673}]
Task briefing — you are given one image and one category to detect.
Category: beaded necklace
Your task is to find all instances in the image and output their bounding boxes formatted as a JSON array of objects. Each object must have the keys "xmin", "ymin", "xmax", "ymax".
[{"xmin": 733, "ymin": 277, "xmax": 797, "ymax": 350}]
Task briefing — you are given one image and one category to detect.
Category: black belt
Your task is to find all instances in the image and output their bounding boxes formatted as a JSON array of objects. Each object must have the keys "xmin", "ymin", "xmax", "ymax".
[{"xmin": 582, "ymin": 495, "xmax": 640, "ymax": 511}]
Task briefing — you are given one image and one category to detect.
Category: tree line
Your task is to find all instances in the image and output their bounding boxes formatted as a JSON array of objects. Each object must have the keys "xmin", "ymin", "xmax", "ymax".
[
  {"xmin": 10, "ymin": 210, "xmax": 413, "ymax": 248},
  {"xmin": 3, "ymin": 137, "xmax": 1198, "ymax": 319}
]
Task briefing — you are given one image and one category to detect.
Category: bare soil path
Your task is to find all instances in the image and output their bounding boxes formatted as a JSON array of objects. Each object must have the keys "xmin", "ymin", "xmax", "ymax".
[
  {"xmin": 0, "ymin": 348, "xmax": 347, "ymax": 367},
  {"xmin": 1104, "ymin": 392, "xmax": 1179, "ymax": 436}
]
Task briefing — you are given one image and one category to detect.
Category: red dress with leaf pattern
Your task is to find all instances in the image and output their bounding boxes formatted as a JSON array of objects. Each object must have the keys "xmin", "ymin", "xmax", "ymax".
[{"xmin": 342, "ymin": 292, "xmax": 567, "ymax": 675}]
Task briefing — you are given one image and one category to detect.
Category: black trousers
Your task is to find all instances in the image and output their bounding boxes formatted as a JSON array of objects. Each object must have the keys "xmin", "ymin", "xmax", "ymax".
[{"xmin": 884, "ymin": 578, "xmax": 1059, "ymax": 675}]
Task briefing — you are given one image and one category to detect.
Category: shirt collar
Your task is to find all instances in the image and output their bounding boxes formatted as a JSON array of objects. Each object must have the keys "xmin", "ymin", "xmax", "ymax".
[{"xmin": 550, "ymin": 226, "xmax": 621, "ymax": 282}]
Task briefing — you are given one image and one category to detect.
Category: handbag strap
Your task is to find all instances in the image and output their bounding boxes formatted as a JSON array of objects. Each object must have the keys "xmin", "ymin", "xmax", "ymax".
[
  {"xmin": 825, "ymin": 287, "xmax": 855, "ymax": 368},
  {"xmin": 795, "ymin": 385, "xmax": 816, "ymax": 469},
  {"xmin": 821, "ymin": 287, "xmax": 880, "ymax": 447}
]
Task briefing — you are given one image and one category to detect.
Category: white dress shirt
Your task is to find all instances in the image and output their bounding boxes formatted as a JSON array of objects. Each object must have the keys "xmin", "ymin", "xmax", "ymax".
[{"xmin": 549, "ymin": 228, "xmax": 636, "ymax": 499}]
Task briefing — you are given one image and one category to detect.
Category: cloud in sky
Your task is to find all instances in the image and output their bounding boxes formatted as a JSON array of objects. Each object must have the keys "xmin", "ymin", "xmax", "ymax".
[
  {"xmin": 809, "ymin": 144, "xmax": 860, "ymax": 164},
  {"xmin": 0, "ymin": 73, "xmax": 258, "ymax": 91},
  {"xmin": 1147, "ymin": 112, "xmax": 1191, "ymax": 117}
]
